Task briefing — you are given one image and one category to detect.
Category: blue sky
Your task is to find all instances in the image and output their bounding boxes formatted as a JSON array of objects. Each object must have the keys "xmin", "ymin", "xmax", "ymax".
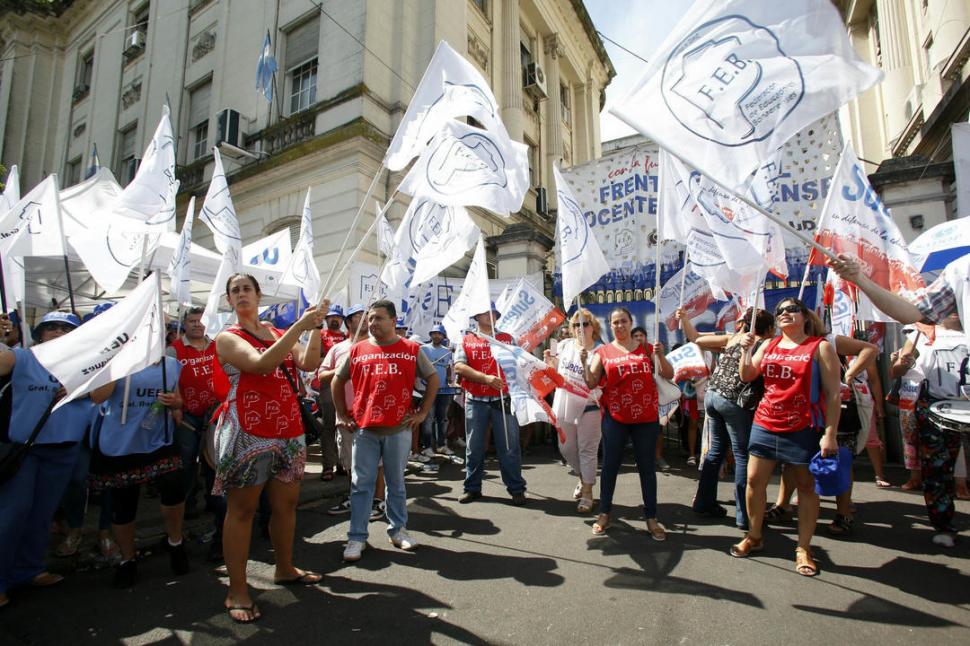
[{"xmin": 583, "ymin": 0, "xmax": 696, "ymax": 142}]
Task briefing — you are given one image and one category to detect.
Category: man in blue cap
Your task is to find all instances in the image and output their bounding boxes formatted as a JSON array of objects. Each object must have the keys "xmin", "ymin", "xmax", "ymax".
[
  {"xmin": 454, "ymin": 303, "xmax": 527, "ymax": 505},
  {"xmin": 317, "ymin": 304, "xmax": 347, "ymax": 482},
  {"xmin": 418, "ymin": 324, "xmax": 456, "ymax": 460}
]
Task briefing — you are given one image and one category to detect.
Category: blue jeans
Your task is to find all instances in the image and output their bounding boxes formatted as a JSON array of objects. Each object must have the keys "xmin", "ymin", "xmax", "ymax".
[
  {"xmin": 694, "ymin": 390, "xmax": 753, "ymax": 529},
  {"xmin": 62, "ymin": 440, "xmax": 112, "ymax": 530},
  {"xmin": 464, "ymin": 398, "xmax": 526, "ymax": 495},
  {"xmin": 175, "ymin": 414, "xmax": 204, "ymax": 512},
  {"xmin": 0, "ymin": 443, "xmax": 80, "ymax": 593},
  {"xmin": 600, "ymin": 414, "xmax": 659, "ymax": 518},
  {"xmin": 420, "ymin": 394, "xmax": 453, "ymax": 449},
  {"xmin": 348, "ymin": 429, "xmax": 411, "ymax": 543}
]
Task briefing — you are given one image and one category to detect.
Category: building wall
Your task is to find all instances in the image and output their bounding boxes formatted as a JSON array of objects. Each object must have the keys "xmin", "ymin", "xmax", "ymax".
[{"xmin": 0, "ymin": 0, "xmax": 614, "ymax": 285}]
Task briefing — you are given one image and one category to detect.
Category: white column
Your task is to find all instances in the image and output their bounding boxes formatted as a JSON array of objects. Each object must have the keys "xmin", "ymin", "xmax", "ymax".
[
  {"xmin": 543, "ymin": 33, "xmax": 563, "ymax": 189},
  {"xmin": 875, "ymin": 0, "xmax": 915, "ymax": 140},
  {"xmin": 500, "ymin": 0, "xmax": 524, "ymax": 142}
]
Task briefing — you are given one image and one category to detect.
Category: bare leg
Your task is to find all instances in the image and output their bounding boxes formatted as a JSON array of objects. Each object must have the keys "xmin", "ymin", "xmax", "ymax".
[
  {"xmin": 113, "ymin": 522, "xmax": 137, "ymax": 562},
  {"xmin": 868, "ymin": 445, "xmax": 888, "ymax": 484},
  {"xmin": 223, "ymin": 485, "xmax": 263, "ymax": 620},
  {"xmin": 774, "ymin": 464, "xmax": 795, "ymax": 509},
  {"xmin": 159, "ymin": 502, "xmax": 185, "ymax": 544},
  {"xmin": 264, "ymin": 478, "xmax": 307, "ymax": 581},
  {"xmin": 788, "ymin": 465, "xmax": 820, "ymax": 550},
  {"xmin": 745, "ymin": 456, "xmax": 778, "ymax": 541}
]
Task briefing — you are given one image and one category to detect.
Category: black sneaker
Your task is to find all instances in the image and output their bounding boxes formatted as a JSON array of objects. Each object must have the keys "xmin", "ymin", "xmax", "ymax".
[
  {"xmin": 511, "ymin": 492, "xmax": 527, "ymax": 506},
  {"xmin": 168, "ymin": 541, "xmax": 190, "ymax": 575},
  {"xmin": 327, "ymin": 496, "xmax": 352, "ymax": 515},
  {"xmin": 459, "ymin": 491, "xmax": 482, "ymax": 504},
  {"xmin": 113, "ymin": 560, "xmax": 138, "ymax": 588}
]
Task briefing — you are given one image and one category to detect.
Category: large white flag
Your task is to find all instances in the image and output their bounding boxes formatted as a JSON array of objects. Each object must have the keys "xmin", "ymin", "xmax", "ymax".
[
  {"xmin": 658, "ymin": 264, "xmax": 716, "ymax": 331},
  {"xmin": 167, "ymin": 197, "xmax": 195, "ymax": 306},
  {"xmin": 611, "ymin": 0, "xmax": 882, "ymax": 192},
  {"xmin": 281, "ymin": 188, "xmax": 321, "ymax": 303},
  {"xmin": 808, "ymin": 141, "xmax": 923, "ymax": 299},
  {"xmin": 199, "ymin": 149, "xmax": 242, "ymax": 335},
  {"xmin": 495, "ymin": 276, "xmax": 565, "ymax": 351},
  {"xmin": 398, "ymin": 119, "xmax": 529, "ymax": 216},
  {"xmin": 112, "ymin": 105, "xmax": 178, "ymax": 230},
  {"xmin": 555, "ymin": 165, "xmax": 610, "ymax": 307},
  {"xmin": 0, "ymin": 175, "xmax": 61, "ymax": 257},
  {"xmin": 377, "ymin": 203, "xmax": 395, "ymax": 258},
  {"xmin": 0, "ymin": 165, "xmax": 24, "ymax": 307},
  {"xmin": 441, "ymin": 237, "xmax": 490, "ymax": 342},
  {"xmin": 385, "ymin": 40, "xmax": 510, "ymax": 172},
  {"xmin": 32, "ymin": 273, "xmax": 164, "ymax": 410}
]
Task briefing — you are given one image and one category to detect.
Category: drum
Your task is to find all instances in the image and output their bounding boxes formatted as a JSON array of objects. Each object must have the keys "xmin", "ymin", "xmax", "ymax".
[{"xmin": 928, "ymin": 400, "xmax": 970, "ymax": 434}]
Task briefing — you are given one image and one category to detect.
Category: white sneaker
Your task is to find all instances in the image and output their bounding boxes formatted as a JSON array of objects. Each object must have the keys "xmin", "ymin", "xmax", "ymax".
[
  {"xmin": 420, "ymin": 447, "xmax": 436, "ymax": 459},
  {"xmin": 932, "ymin": 532, "xmax": 956, "ymax": 548},
  {"xmin": 343, "ymin": 540, "xmax": 367, "ymax": 562},
  {"xmin": 436, "ymin": 446, "xmax": 455, "ymax": 457},
  {"xmin": 389, "ymin": 529, "xmax": 418, "ymax": 551},
  {"xmin": 408, "ymin": 452, "xmax": 430, "ymax": 464}
]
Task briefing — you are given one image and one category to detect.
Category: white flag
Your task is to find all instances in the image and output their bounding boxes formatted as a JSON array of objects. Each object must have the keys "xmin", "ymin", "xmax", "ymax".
[
  {"xmin": 0, "ymin": 175, "xmax": 61, "ymax": 257},
  {"xmin": 113, "ymin": 105, "xmax": 178, "ymax": 230},
  {"xmin": 611, "ymin": 0, "xmax": 882, "ymax": 192},
  {"xmin": 385, "ymin": 40, "xmax": 510, "ymax": 171},
  {"xmin": 0, "ymin": 165, "xmax": 24, "ymax": 306},
  {"xmin": 441, "ymin": 237, "xmax": 490, "ymax": 342},
  {"xmin": 31, "ymin": 273, "xmax": 164, "ymax": 410},
  {"xmin": 398, "ymin": 119, "xmax": 529, "ymax": 216},
  {"xmin": 484, "ymin": 332, "xmax": 563, "ymax": 427},
  {"xmin": 167, "ymin": 197, "xmax": 195, "ymax": 306},
  {"xmin": 199, "ymin": 148, "xmax": 242, "ymax": 335},
  {"xmin": 410, "ymin": 204, "xmax": 479, "ymax": 286},
  {"xmin": 658, "ymin": 264, "xmax": 716, "ymax": 331},
  {"xmin": 555, "ymin": 165, "xmax": 610, "ymax": 307},
  {"xmin": 281, "ymin": 188, "xmax": 321, "ymax": 303},
  {"xmin": 377, "ymin": 204, "xmax": 395, "ymax": 258}
]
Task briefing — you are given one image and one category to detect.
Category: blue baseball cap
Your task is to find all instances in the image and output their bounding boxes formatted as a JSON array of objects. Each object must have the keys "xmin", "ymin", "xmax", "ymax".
[
  {"xmin": 344, "ymin": 303, "xmax": 365, "ymax": 318},
  {"xmin": 33, "ymin": 311, "xmax": 81, "ymax": 340},
  {"xmin": 429, "ymin": 324, "xmax": 447, "ymax": 336},
  {"xmin": 326, "ymin": 304, "xmax": 345, "ymax": 318},
  {"xmin": 395, "ymin": 316, "xmax": 408, "ymax": 329},
  {"xmin": 82, "ymin": 302, "xmax": 114, "ymax": 323}
]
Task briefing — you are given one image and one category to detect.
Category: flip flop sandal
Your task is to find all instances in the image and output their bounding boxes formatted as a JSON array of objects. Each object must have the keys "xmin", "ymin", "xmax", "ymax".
[
  {"xmin": 275, "ymin": 571, "xmax": 322, "ymax": 586},
  {"xmin": 647, "ymin": 520, "xmax": 667, "ymax": 542},
  {"xmin": 592, "ymin": 514, "xmax": 611, "ymax": 536},
  {"xmin": 226, "ymin": 604, "xmax": 261, "ymax": 624},
  {"xmin": 795, "ymin": 547, "xmax": 818, "ymax": 577},
  {"xmin": 875, "ymin": 478, "xmax": 892, "ymax": 488},
  {"xmin": 730, "ymin": 534, "xmax": 764, "ymax": 558}
]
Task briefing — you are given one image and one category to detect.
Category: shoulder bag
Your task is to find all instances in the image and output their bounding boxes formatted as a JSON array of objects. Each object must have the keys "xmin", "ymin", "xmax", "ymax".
[{"xmin": 0, "ymin": 394, "xmax": 58, "ymax": 484}]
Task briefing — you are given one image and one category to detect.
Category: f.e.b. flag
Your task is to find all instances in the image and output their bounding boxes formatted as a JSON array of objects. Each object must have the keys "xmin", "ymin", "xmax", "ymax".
[
  {"xmin": 555, "ymin": 165, "xmax": 610, "ymax": 308},
  {"xmin": 658, "ymin": 264, "xmax": 716, "ymax": 331},
  {"xmin": 167, "ymin": 197, "xmax": 195, "ymax": 307},
  {"xmin": 200, "ymin": 148, "xmax": 243, "ymax": 335},
  {"xmin": 31, "ymin": 273, "xmax": 164, "ymax": 411},
  {"xmin": 112, "ymin": 105, "xmax": 177, "ymax": 230},
  {"xmin": 1, "ymin": 175, "xmax": 64, "ymax": 259},
  {"xmin": 495, "ymin": 276, "xmax": 565, "ymax": 352},
  {"xmin": 441, "ymin": 236, "xmax": 490, "ymax": 343},
  {"xmin": 483, "ymin": 332, "xmax": 564, "ymax": 429},
  {"xmin": 611, "ymin": 0, "xmax": 882, "ymax": 192},
  {"xmin": 281, "ymin": 188, "xmax": 321, "ymax": 304},
  {"xmin": 0, "ymin": 165, "xmax": 25, "ymax": 307}
]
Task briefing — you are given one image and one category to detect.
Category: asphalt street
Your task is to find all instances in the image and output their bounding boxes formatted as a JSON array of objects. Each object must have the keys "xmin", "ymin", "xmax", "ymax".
[{"xmin": 2, "ymin": 446, "xmax": 969, "ymax": 645}]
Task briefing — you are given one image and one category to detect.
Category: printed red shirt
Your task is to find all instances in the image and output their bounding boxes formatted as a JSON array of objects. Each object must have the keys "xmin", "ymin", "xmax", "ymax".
[
  {"xmin": 595, "ymin": 343, "xmax": 659, "ymax": 424},
  {"xmin": 754, "ymin": 336, "xmax": 825, "ymax": 433},
  {"xmin": 170, "ymin": 337, "xmax": 218, "ymax": 416},
  {"xmin": 460, "ymin": 332, "xmax": 514, "ymax": 397},
  {"xmin": 320, "ymin": 328, "xmax": 347, "ymax": 357},
  {"xmin": 349, "ymin": 338, "xmax": 420, "ymax": 428}
]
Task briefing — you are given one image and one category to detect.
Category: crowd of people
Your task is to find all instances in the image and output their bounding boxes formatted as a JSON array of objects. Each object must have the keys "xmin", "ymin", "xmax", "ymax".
[{"xmin": 0, "ymin": 251, "xmax": 968, "ymax": 622}]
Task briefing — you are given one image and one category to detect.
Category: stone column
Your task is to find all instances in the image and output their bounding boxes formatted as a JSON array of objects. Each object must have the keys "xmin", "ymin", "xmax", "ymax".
[
  {"xmin": 543, "ymin": 33, "xmax": 563, "ymax": 202},
  {"xmin": 500, "ymin": 0, "xmax": 524, "ymax": 142},
  {"xmin": 875, "ymin": 0, "xmax": 915, "ymax": 140}
]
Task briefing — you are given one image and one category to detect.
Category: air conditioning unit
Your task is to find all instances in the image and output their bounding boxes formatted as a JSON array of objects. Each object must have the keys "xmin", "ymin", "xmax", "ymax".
[
  {"xmin": 124, "ymin": 30, "xmax": 146, "ymax": 56},
  {"xmin": 216, "ymin": 108, "xmax": 246, "ymax": 148},
  {"xmin": 524, "ymin": 62, "xmax": 547, "ymax": 99}
]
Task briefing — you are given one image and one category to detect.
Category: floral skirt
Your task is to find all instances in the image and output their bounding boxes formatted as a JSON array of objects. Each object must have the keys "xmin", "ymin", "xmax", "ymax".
[
  {"xmin": 212, "ymin": 408, "xmax": 306, "ymax": 496},
  {"xmin": 88, "ymin": 442, "xmax": 182, "ymax": 491}
]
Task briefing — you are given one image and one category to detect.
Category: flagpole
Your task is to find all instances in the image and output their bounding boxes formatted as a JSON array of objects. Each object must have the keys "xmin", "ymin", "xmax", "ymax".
[
  {"xmin": 319, "ymin": 165, "xmax": 387, "ymax": 299},
  {"xmin": 121, "ymin": 234, "xmax": 150, "ymax": 425},
  {"xmin": 156, "ymin": 273, "xmax": 170, "ymax": 442},
  {"xmin": 322, "ymin": 190, "xmax": 399, "ymax": 302},
  {"xmin": 796, "ymin": 259, "xmax": 813, "ymax": 301},
  {"xmin": 51, "ymin": 174, "xmax": 77, "ymax": 316},
  {"xmin": 487, "ymin": 307, "xmax": 511, "ymax": 452},
  {"xmin": 677, "ymin": 250, "xmax": 689, "ymax": 310}
]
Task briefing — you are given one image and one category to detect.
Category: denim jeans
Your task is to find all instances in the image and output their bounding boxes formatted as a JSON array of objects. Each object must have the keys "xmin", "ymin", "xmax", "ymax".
[
  {"xmin": 0, "ymin": 442, "xmax": 80, "ymax": 593},
  {"xmin": 694, "ymin": 389, "xmax": 753, "ymax": 529},
  {"xmin": 420, "ymin": 394, "xmax": 454, "ymax": 449},
  {"xmin": 348, "ymin": 429, "xmax": 411, "ymax": 542},
  {"xmin": 464, "ymin": 398, "xmax": 526, "ymax": 495},
  {"xmin": 600, "ymin": 413, "xmax": 659, "ymax": 518},
  {"xmin": 175, "ymin": 415, "xmax": 204, "ymax": 512}
]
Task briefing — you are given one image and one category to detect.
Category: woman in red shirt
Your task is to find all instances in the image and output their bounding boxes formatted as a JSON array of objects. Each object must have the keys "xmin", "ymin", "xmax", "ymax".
[
  {"xmin": 212, "ymin": 274, "xmax": 325, "ymax": 623},
  {"xmin": 582, "ymin": 307, "xmax": 673, "ymax": 540},
  {"xmin": 735, "ymin": 297, "xmax": 841, "ymax": 577}
]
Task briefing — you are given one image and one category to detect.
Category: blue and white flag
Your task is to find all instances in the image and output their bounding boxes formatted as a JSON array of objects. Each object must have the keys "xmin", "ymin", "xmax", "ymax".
[
  {"xmin": 256, "ymin": 31, "xmax": 278, "ymax": 103},
  {"xmin": 113, "ymin": 105, "xmax": 177, "ymax": 230},
  {"xmin": 398, "ymin": 119, "xmax": 529, "ymax": 217},
  {"xmin": 440, "ymin": 237, "xmax": 490, "ymax": 343},
  {"xmin": 0, "ymin": 165, "xmax": 24, "ymax": 307},
  {"xmin": 611, "ymin": 0, "xmax": 882, "ymax": 192},
  {"xmin": 1, "ymin": 174, "xmax": 64, "ymax": 259},
  {"xmin": 554, "ymin": 165, "xmax": 609, "ymax": 308},
  {"xmin": 85, "ymin": 143, "xmax": 101, "ymax": 180}
]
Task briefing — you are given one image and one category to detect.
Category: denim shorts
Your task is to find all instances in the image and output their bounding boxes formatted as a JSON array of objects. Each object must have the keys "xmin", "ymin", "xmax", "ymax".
[{"xmin": 748, "ymin": 424, "xmax": 821, "ymax": 465}]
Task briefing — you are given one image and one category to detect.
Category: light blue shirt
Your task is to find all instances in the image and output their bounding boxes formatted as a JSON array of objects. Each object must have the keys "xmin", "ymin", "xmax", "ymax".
[
  {"xmin": 421, "ymin": 343, "xmax": 455, "ymax": 395},
  {"xmin": 8, "ymin": 348, "xmax": 93, "ymax": 444}
]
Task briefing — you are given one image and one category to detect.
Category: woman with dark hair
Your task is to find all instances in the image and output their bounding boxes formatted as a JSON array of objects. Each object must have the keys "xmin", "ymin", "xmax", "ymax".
[
  {"xmin": 734, "ymin": 297, "xmax": 841, "ymax": 577},
  {"xmin": 212, "ymin": 273, "xmax": 326, "ymax": 623},
  {"xmin": 582, "ymin": 307, "xmax": 674, "ymax": 539},
  {"xmin": 677, "ymin": 306, "xmax": 775, "ymax": 531}
]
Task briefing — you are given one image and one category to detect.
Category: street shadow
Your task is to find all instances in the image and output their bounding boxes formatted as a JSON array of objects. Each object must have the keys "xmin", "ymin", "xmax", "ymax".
[
  {"xmin": 407, "ymin": 495, "xmax": 502, "ymax": 538},
  {"xmin": 793, "ymin": 596, "xmax": 959, "ymax": 627},
  {"xmin": 829, "ymin": 556, "xmax": 970, "ymax": 605}
]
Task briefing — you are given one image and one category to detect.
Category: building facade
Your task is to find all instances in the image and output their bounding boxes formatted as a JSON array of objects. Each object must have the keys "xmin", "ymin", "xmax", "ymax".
[
  {"xmin": 839, "ymin": 0, "xmax": 969, "ymax": 240},
  {"xmin": 0, "ymin": 0, "xmax": 613, "ymax": 288}
]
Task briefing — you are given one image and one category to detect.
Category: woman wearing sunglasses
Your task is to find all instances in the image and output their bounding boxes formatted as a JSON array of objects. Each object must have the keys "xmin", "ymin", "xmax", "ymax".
[
  {"xmin": 676, "ymin": 306, "xmax": 775, "ymax": 532},
  {"xmin": 582, "ymin": 307, "xmax": 674, "ymax": 539},
  {"xmin": 546, "ymin": 308, "xmax": 604, "ymax": 513},
  {"xmin": 734, "ymin": 298, "xmax": 841, "ymax": 576}
]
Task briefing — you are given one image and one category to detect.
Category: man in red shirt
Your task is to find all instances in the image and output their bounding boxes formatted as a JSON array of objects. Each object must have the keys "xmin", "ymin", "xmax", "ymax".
[
  {"xmin": 333, "ymin": 300, "xmax": 439, "ymax": 562},
  {"xmin": 454, "ymin": 303, "xmax": 527, "ymax": 505},
  {"xmin": 316, "ymin": 304, "xmax": 348, "ymax": 480}
]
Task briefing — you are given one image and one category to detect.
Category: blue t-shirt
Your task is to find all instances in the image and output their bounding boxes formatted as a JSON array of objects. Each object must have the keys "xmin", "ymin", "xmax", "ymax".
[
  {"xmin": 420, "ymin": 343, "xmax": 455, "ymax": 395},
  {"xmin": 94, "ymin": 358, "xmax": 182, "ymax": 457},
  {"xmin": 8, "ymin": 348, "xmax": 93, "ymax": 444}
]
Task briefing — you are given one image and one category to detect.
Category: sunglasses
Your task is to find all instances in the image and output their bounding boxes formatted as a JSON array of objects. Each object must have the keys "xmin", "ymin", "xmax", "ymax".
[
  {"xmin": 572, "ymin": 321, "xmax": 591, "ymax": 328},
  {"xmin": 775, "ymin": 304, "xmax": 803, "ymax": 315}
]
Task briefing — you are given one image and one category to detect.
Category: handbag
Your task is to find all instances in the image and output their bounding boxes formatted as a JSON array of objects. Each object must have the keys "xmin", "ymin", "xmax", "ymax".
[
  {"xmin": 736, "ymin": 340, "xmax": 765, "ymax": 411},
  {"xmin": 0, "ymin": 396, "xmax": 58, "ymax": 484},
  {"xmin": 237, "ymin": 328, "xmax": 324, "ymax": 445}
]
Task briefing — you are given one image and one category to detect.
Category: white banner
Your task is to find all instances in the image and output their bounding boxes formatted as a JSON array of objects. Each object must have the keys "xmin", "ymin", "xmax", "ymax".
[
  {"xmin": 0, "ymin": 165, "xmax": 24, "ymax": 306},
  {"xmin": 167, "ymin": 197, "xmax": 194, "ymax": 307},
  {"xmin": 1, "ymin": 175, "xmax": 62, "ymax": 258},
  {"xmin": 280, "ymin": 188, "xmax": 320, "ymax": 302},
  {"xmin": 495, "ymin": 277, "xmax": 565, "ymax": 352},
  {"xmin": 555, "ymin": 164, "xmax": 610, "ymax": 307},
  {"xmin": 665, "ymin": 343, "xmax": 710, "ymax": 383},
  {"xmin": 200, "ymin": 148, "xmax": 242, "ymax": 335},
  {"xmin": 658, "ymin": 265, "xmax": 715, "ymax": 331},
  {"xmin": 441, "ymin": 237, "xmax": 490, "ymax": 343},
  {"xmin": 112, "ymin": 104, "xmax": 177, "ymax": 230}
]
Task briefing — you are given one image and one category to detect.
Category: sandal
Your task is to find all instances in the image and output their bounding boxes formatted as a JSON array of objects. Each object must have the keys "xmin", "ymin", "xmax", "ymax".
[
  {"xmin": 275, "ymin": 570, "xmax": 323, "ymax": 586},
  {"xmin": 576, "ymin": 497, "xmax": 594, "ymax": 514},
  {"xmin": 795, "ymin": 547, "xmax": 818, "ymax": 577},
  {"xmin": 827, "ymin": 514, "xmax": 854, "ymax": 537},
  {"xmin": 730, "ymin": 534, "xmax": 764, "ymax": 558},
  {"xmin": 226, "ymin": 604, "xmax": 261, "ymax": 624},
  {"xmin": 764, "ymin": 505, "xmax": 791, "ymax": 523},
  {"xmin": 875, "ymin": 477, "xmax": 892, "ymax": 488},
  {"xmin": 646, "ymin": 519, "xmax": 667, "ymax": 542},
  {"xmin": 592, "ymin": 513, "xmax": 611, "ymax": 536}
]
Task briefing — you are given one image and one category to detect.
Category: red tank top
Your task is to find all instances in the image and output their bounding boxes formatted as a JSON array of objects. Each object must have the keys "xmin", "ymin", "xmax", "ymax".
[
  {"xmin": 595, "ymin": 343, "xmax": 659, "ymax": 424},
  {"xmin": 461, "ymin": 332, "xmax": 513, "ymax": 397},
  {"xmin": 320, "ymin": 328, "xmax": 347, "ymax": 356},
  {"xmin": 221, "ymin": 326, "xmax": 302, "ymax": 439},
  {"xmin": 754, "ymin": 336, "xmax": 825, "ymax": 433},
  {"xmin": 349, "ymin": 338, "xmax": 420, "ymax": 428},
  {"xmin": 171, "ymin": 337, "xmax": 218, "ymax": 416}
]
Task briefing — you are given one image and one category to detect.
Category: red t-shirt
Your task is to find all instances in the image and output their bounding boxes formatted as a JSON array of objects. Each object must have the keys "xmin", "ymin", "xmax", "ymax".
[
  {"xmin": 348, "ymin": 338, "xmax": 420, "ymax": 428},
  {"xmin": 754, "ymin": 336, "xmax": 825, "ymax": 433},
  {"xmin": 170, "ymin": 337, "xmax": 218, "ymax": 416},
  {"xmin": 320, "ymin": 328, "xmax": 347, "ymax": 357},
  {"xmin": 460, "ymin": 332, "xmax": 514, "ymax": 397},
  {"xmin": 222, "ymin": 326, "xmax": 302, "ymax": 439},
  {"xmin": 595, "ymin": 343, "xmax": 659, "ymax": 424}
]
